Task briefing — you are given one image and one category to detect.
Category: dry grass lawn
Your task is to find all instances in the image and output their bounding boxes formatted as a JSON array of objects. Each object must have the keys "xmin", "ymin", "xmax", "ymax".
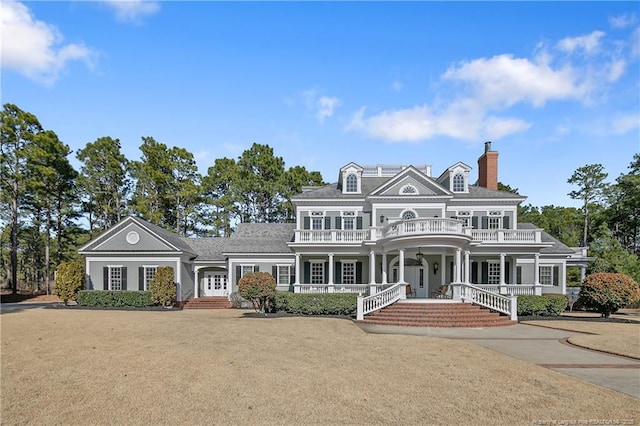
[
  {"xmin": 1, "ymin": 309, "xmax": 638, "ymax": 425},
  {"xmin": 521, "ymin": 320, "xmax": 640, "ymax": 359}
]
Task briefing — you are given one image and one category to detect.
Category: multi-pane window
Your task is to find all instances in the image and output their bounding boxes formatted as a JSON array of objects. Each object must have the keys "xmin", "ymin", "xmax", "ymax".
[
  {"xmin": 242, "ymin": 265, "xmax": 256, "ymax": 277},
  {"xmin": 488, "ymin": 262, "xmax": 500, "ymax": 284},
  {"xmin": 342, "ymin": 262, "xmax": 356, "ymax": 284},
  {"xmin": 539, "ymin": 266, "xmax": 553, "ymax": 285},
  {"xmin": 109, "ymin": 267, "xmax": 123, "ymax": 291},
  {"xmin": 144, "ymin": 266, "xmax": 157, "ymax": 291},
  {"xmin": 311, "ymin": 262, "xmax": 324, "ymax": 284},
  {"xmin": 343, "ymin": 217, "xmax": 354, "ymax": 230},
  {"xmin": 345, "ymin": 174, "xmax": 358, "ymax": 192},
  {"xmin": 488, "ymin": 217, "xmax": 501, "ymax": 229},
  {"xmin": 419, "ymin": 268, "xmax": 424, "ymax": 288},
  {"xmin": 453, "ymin": 174, "xmax": 465, "ymax": 192},
  {"xmin": 278, "ymin": 265, "xmax": 291, "ymax": 285},
  {"xmin": 312, "ymin": 218, "xmax": 323, "ymax": 230}
]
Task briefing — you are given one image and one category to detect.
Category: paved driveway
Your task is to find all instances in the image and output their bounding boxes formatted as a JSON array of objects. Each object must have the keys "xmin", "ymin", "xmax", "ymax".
[{"xmin": 358, "ymin": 323, "xmax": 640, "ymax": 398}]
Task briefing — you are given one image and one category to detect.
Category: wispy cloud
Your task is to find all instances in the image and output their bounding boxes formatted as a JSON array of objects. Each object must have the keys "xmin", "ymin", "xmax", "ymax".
[
  {"xmin": 1, "ymin": 0, "xmax": 96, "ymax": 85},
  {"xmin": 294, "ymin": 89, "xmax": 341, "ymax": 123},
  {"xmin": 348, "ymin": 28, "xmax": 637, "ymax": 143},
  {"xmin": 609, "ymin": 13, "xmax": 637, "ymax": 29},
  {"xmin": 317, "ymin": 96, "xmax": 340, "ymax": 123},
  {"xmin": 101, "ymin": 0, "xmax": 160, "ymax": 23}
]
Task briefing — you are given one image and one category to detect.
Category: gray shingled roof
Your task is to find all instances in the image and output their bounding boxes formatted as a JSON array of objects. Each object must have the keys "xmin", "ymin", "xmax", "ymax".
[
  {"xmin": 518, "ymin": 223, "xmax": 575, "ymax": 254},
  {"xmin": 183, "ymin": 237, "xmax": 227, "ymax": 261},
  {"xmin": 224, "ymin": 223, "xmax": 295, "ymax": 253},
  {"xmin": 455, "ymin": 185, "xmax": 525, "ymax": 199}
]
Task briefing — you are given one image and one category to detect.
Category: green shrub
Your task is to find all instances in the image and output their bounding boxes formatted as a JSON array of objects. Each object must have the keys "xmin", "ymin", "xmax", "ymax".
[
  {"xmin": 150, "ymin": 266, "xmax": 176, "ymax": 307},
  {"xmin": 76, "ymin": 290, "xmax": 153, "ymax": 307},
  {"xmin": 238, "ymin": 272, "xmax": 276, "ymax": 313},
  {"xmin": 517, "ymin": 294, "xmax": 568, "ymax": 316},
  {"xmin": 274, "ymin": 293, "xmax": 357, "ymax": 316},
  {"xmin": 53, "ymin": 261, "xmax": 85, "ymax": 305},
  {"xmin": 579, "ymin": 272, "xmax": 640, "ymax": 317}
]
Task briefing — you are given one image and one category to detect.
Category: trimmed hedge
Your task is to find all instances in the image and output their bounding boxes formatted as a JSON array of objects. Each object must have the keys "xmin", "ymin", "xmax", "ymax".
[
  {"xmin": 76, "ymin": 290, "xmax": 153, "ymax": 307},
  {"xmin": 273, "ymin": 293, "xmax": 357, "ymax": 316},
  {"xmin": 517, "ymin": 294, "xmax": 568, "ymax": 316}
]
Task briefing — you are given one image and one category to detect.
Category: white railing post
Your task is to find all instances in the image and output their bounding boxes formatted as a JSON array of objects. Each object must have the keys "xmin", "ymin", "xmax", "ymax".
[
  {"xmin": 357, "ymin": 296, "xmax": 364, "ymax": 321},
  {"xmin": 510, "ymin": 296, "xmax": 518, "ymax": 321}
]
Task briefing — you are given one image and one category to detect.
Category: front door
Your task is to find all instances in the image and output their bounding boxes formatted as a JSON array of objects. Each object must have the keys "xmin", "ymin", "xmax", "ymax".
[
  {"xmin": 204, "ymin": 273, "xmax": 228, "ymax": 297},
  {"xmin": 394, "ymin": 266, "xmax": 428, "ymax": 298}
]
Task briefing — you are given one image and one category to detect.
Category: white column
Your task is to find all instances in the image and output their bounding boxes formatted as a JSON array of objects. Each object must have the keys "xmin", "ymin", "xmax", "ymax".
[
  {"xmin": 194, "ymin": 267, "xmax": 199, "ymax": 298},
  {"xmin": 175, "ymin": 259, "xmax": 182, "ymax": 302},
  {"xmin": 533, "ymin": 253, "xmax": 540, "ymax": 285},
  {"xmin": 369, "ymin": 250, "xmax": 376, "ymax": 285},
  {"xmin": 441, "ymin": 253, "xmax": 446, "ymax": 285},
  {"xmin": 455, "ymin": 249, "xmax": 462, "ymax": 282},
  {"xmin": 499, "ymin": 253, "xmax": 506, "ymax": 285},
  {"xmin": 398, "ymin": 249, "xmax": 405, "ymax": 283},
  {"xmin": 294, "ymin": 253, "xmax": 301, "ymax": 285},
  {"xmin": 464, "ymin": 251, "xmax": 470, "ymax": 284},
  {"xmin": 328, "ymin": 253, "xmax": 334, "ymax": 287},
  {"xmin": 381, "ymin": 252, "xmax": 388, "ymax": 284}
]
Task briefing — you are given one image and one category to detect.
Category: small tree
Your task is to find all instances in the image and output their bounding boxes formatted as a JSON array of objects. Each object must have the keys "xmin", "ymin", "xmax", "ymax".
[
  {"xmin": 53, "ymin": 261, "xmax": 85, "ymax": 305},
  {"xmin": 150, "ymin": 266, "xmax": 176, "ymax": 307},
  {"xmin": 238, "ymin": 272, "xmax": 276, "ymax": 313},
  {"xmin": 579, "ymin": 272, "xmax": 640, "ymax": 317}
]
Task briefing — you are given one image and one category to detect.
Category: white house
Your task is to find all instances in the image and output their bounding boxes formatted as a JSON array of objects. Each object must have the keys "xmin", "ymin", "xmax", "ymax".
[{"xmin": 79, "ymin": 142, "xmax": 584, "ymax": 320}]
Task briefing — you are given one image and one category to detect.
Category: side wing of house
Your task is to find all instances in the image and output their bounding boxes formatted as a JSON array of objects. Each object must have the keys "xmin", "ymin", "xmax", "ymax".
[{"xmin": 77, "ymin": 216, "xmax": 196, "ymax": 301}]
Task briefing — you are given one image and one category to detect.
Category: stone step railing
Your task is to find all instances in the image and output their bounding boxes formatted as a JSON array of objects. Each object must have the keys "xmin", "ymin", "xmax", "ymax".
[
  {"xmin": 356, "ymin": 283, "xmax": 403, "ymax": 320},
  {"xmin": 457, "ymin": 283, "xmax": 517, "ymax": 321}
]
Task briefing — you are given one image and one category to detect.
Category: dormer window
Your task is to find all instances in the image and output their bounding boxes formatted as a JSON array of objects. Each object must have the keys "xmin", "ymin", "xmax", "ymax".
[
  {"xmin": 452, "ymin": 174, "xmax": 465, "ymax": 192},
  {"xmin": 345, "ymin": 174, "xmax": 358, "ymax": 193},
  {"xmin": 400, "ymin": 184, "xmax": 418, "ymax": 195}
]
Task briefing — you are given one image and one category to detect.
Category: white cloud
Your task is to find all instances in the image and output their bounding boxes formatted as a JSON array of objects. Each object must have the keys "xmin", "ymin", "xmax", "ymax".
[
  {"xmin": 101, "ymin": 0, "xmax": 160, "ymax": 23},
  {"xmin": 610, "ymin": 113, "xmax": 640, "ymax": 135},
  {"xmin": 443, "ymin": 54, "xmax": 586, "ymax": 108},
  {"xmin": 391, "ymin": 80, "xmax": 403, "ymax": 92},
  {"xmin": 1, "ymin": 0, "xmax": 95, "ymax": 85},
  {"xmin": 317, "ymin": 96, "xmax": 340, "ymax": 123},
  {"xmin": 609, "ymin": 13, "xmax": 637, "ymax": 29},
  {"xmin": 557, "ymin": 31, "xmax": 606, "ymax": 55}
]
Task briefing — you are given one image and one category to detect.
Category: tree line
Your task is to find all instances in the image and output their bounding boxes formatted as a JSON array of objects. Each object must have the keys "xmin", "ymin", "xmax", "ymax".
[
  {"xmin": 0, "ymin": 104, "xmax": 323, "ymax": 293},
  {"xmin": 1, "ymin": 103, "xmax": 637, "ymax": 293}
]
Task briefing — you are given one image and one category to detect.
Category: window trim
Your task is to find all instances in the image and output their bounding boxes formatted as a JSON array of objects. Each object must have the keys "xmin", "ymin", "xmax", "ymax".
[
  {"xmin": 340, "ymin": 261, "xmax": 356, "ymax": 285},
  {"xmin": 310, "ymin": 261, "xmax": 325, "ymax": 284},
  {"xmin": 142, "ymin": 265, "xmax": 158, "ymax": 291},
  {"xmin": 277, "ymin": 264, "xmax": 292, "ymax": 285},
  {"xmin": 108, "ymin": 265, "xmax": 123, "ymax": 291},
  {"xmin": 487, "ymin": 261, "xmax": 500, "ymax": 285},
  {"xmin": 452, "ymin": 173, "xmax": 465, "ymax": 192},
  {"xmin": 539, "ymin": 265, "xmax": 554, "ymax": 285},
  {"xmin": 240, "ymin": 264, "xmax": 257, "ymax": 277},
  {"xmin": 400, "ymin": 209, "xmax": 417, "ymax": 220},
  {"xmin": 345, "ymin": 173, "xmax": 359, "ymax": 193}
]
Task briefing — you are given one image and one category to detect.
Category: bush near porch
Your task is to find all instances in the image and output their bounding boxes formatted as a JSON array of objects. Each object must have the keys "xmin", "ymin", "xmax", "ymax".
[
  {"xmin": 579, "ymin": 272, "xmax": 640, "ymax": 317},
  {"xmin": 273, "ymin": 293, "xmax": 357, "ymax": 316},
  {"xmin": 517, "ymin": 294, "xmax": 568, "ymax": 316},
  {"xmin": 76, "ymin": 290, "xmax": 153, "ymax": 307}
]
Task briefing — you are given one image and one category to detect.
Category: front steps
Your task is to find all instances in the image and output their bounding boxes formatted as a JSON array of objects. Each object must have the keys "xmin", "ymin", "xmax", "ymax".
[
  {"xmin": 362, "ymin": 301, "xmax": 516, "ymax": 327},
  {"xmin": 183, "ymin": 297, "xmax": 232, "ymax": 309}
]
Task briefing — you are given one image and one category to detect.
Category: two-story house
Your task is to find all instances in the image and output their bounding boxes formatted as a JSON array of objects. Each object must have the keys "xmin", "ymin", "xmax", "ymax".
[{"xmin": 79, "ymin": 142, "xmax": 581, "ymax": 319}]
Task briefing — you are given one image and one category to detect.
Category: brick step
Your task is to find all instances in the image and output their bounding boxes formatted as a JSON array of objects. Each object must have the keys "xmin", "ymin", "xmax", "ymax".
[
  {"xmin": 183, "ymin": 297, "xmax": 232, "ymax": 309},
  {"xmin": 361, "ymin": 318, "xmax": 516, "ymax": 328},
  {"xmin": 362, "ymin": 302, "xmax": 515, "ymax": 328}
]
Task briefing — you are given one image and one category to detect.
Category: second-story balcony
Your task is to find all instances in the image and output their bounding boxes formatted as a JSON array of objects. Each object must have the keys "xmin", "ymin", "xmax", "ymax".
[{"xmin": 292, "ymin": 218, "xmax": 544, "ymax": 245}]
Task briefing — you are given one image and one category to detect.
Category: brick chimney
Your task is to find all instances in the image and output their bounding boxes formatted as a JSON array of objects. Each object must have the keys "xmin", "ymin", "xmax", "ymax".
[{"xmin": 477, "ymin": 141, "xmax": 498, "ymax": 190}]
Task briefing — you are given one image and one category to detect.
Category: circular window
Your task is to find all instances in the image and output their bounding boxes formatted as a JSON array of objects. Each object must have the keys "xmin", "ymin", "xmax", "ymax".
[
  {"xmin": 126, "ymin": 231, "xmax": 140, "ymax": 245},
  {"xmin": 401, "ymin": 210, "xmax": 417, "ymax": 220}
]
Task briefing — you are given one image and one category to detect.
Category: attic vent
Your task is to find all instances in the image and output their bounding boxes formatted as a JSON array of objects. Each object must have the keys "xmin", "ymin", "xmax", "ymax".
[{"xmin": 401, "ymin": 185, "xmax": 418, "ymax": 195}]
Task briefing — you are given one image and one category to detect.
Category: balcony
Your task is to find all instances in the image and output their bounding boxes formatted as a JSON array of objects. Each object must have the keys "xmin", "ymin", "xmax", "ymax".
[{"xmin": 292, "ymin": 218, "xmax": 543, "ymax": 245}]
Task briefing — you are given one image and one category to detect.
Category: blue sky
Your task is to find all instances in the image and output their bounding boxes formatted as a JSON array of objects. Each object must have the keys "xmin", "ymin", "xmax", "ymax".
[{"xmin": 2, "ymin": 1, "xmax": 639, "ymax": 208}]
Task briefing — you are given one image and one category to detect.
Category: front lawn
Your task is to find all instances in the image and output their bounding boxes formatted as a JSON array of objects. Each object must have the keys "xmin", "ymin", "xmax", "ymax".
[{"xmin": 1, "ymin": 309, "xmax": 637, "ymax": 425}]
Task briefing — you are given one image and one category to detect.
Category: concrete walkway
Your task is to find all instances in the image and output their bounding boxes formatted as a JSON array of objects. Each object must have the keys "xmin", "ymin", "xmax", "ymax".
[{"xmin": 358, "ymin": 322, "xmax": 640, "ymax": 398}]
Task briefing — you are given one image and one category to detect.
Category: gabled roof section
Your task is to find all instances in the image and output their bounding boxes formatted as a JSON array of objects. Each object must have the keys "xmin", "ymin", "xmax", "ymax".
[
  {"xmin": 79, "ymin": 216, "xmax": 196, "ymax": 254},
  {"xmin": 436, "ymin": 161, "xmax": 472, "ymax": 183},
  {"xmin": 369, "ymin": 166, "xmax": 452, "ymax": 197}
]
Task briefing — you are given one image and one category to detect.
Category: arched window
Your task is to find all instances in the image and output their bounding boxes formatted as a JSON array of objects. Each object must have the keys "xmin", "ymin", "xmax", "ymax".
[
  {"xmin": 401, "ymin": 184, "xmax": 418, "ymax": 195},
  {"xmin": 401, "ymin": 210, "xmax": 416, "ymax": 220},
  {"xmin": 452, "ymin": 174, "xmax": 465, "ymax": 192},
  {"xmin": 345, "ymin": 174, "xmax": 358, "ymax": 193}
]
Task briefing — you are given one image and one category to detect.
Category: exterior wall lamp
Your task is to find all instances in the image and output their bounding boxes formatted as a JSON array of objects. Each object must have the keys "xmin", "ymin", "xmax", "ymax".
[
  {"xmin": 379, "ymin": 215, "xmax": 385, "ymax": 224},
  {"xmin": 433, "ymin": 262, "xmax": 439, "ymax": 274},
  {"xmin": 415, "ymin": 248, "xmax": 423, "ymax": 263}
]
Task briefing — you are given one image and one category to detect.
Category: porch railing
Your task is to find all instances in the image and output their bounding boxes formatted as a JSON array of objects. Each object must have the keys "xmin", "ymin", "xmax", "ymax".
[
  {"xmin": 295, "ymin": 230, "xmax": 370, "ymax": 243},
  {"xmin": 474, "ymin": 284, "xmax": 544, "ymax": 296},
  {"xmin": 458, "ymin": 283, "xmax": 518, "ymax": 321},
  {"xmin": 294, "ymin": 284, "xmax": 370, "ymax": 294},
  {"xmin": 356, "ymin": 283, "xmax": 403, "ymax": 320},
  {"xmin": 470, "ymin": 229, "xmax": 541, "ymax": 243}
]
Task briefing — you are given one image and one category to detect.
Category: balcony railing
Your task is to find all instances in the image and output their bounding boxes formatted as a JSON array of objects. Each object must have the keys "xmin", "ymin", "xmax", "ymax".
[
  {"xmin": 382, "ymin": 218, "xmax": 463, "ymax": 238},
  {"xmin": 293, "ymin": 218, "xmax": 543, "ymax": 244}
]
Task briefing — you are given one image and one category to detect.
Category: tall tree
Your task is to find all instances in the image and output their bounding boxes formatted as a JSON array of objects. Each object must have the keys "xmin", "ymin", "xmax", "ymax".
[
  {"xmin": 568, "ymin": 163, "xmax": 608, "ymax": 247},
  {"xmin": 202, "ymin": 157, "xmax": 240, "ymax": 237},
  {"xmin": 76, "ymin": 137, "xmax": 130, "ymax": 237},
  {"xmin": 280, "ymin": 165, "xmax": 324, "ymax": 222},
  {"xmin": 0, "ymin": 104, "xmax": 43, "ymax": 293},
  {"xmin": 607, "ymin": 154, "xmax": 640, "ymax": 256},
  {"xmin": 170, "ymin": 146, "xmax": 202, "ymax": 236}
]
